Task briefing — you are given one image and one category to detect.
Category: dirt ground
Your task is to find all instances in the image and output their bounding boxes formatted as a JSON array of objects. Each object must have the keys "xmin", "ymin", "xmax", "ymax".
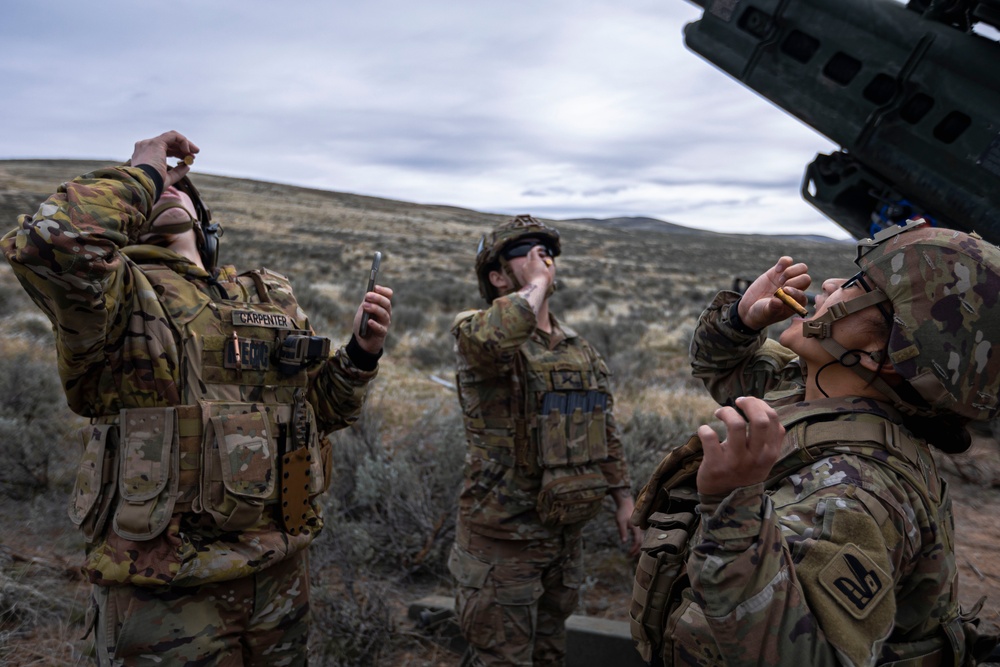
[
  {"xmin": 946, "ymin": 478, "xmax": 1000, "ymax": 635},
  {"xmin": 4, "ymin": 443, "xmax": 999, "ymax": 666}
]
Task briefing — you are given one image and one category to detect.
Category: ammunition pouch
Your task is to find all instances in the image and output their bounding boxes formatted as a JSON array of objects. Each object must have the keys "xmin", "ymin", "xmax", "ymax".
[
  {"xmin": 113, "ymin": 408, "xmax": 180, "ymax": 541},
  {"xmin": 536, "ymin": 390, "xmax": 609, "ymax": 466},
  {"xmin": 67, "ymin": 400, "xmax": 328, "ymax": 542},
  {"xmin": 534, "ymin": 390, "xmax": 610, "ymax": 526},
  {"xmin": 200, "ymin": 400, "xmax": 325, "ymax": 534},
  {"xmin": 629, "ymin": 488, "xmax": 700, "ymax": 663},
  {"xmin": 201, "ymin": 403, "xmax": 278, "ymax": 531},
  {"xmin": 68, "ymin": 424, "xmax": 119, "ymax": 543}
]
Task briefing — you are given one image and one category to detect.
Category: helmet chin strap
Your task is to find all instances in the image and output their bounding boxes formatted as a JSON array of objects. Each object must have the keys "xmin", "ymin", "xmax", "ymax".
[
  {"xmin": 802, "ymin": 289, "xmax": 919, "ymax": 414},
  {"xmin": 145, "ymin": 186, "xmax": 222, "ymax": 275},
  {"xmin": 147, "ymin": 200, "xmax": 197, "ymax": 236}
]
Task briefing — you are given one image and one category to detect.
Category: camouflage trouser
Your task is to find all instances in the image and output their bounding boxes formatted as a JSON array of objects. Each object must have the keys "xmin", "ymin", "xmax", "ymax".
[
  {"xmin": 449, "ymin": 526, "xmax": 584, "ymax": 667},
  {"xmin": 91, "ymin": 550, "xmax": 310, "ymax": 667}
]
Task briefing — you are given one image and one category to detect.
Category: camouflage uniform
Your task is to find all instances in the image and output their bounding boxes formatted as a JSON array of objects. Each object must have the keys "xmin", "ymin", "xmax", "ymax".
[
  {"xmin": 2, "ymin": 166, "xmax": 378, "ymax": 665},
  {"xmin": 449, "ymin": 290, "xmax": 631, "ymax": 667},
  {"xmin": 632, "ymin": 218, "xmax": 1000, "ymax": 667},
  {"xmin": 668, "ymin": 290, "xmax": 963, "ymax": 666}
]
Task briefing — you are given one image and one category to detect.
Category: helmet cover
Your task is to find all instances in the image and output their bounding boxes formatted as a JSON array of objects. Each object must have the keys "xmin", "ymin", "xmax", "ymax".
[
  {"xmin": 857, "ymin": 218, "xmax": 1000, "ymax": 420},
  {"xmin": 475, "ymin": 215, "xmax": 561, "ymax": 303}
]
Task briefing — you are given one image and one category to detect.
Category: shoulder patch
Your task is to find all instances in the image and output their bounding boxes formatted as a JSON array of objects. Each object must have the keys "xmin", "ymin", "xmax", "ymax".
[
  {"xmin": 241, "ymin": 267, "xmax": 295, "ymax": 293},
  {"xmin": 757, "ymin": 338, "xmax": 799, "ymax": 369},
  {"xmin": 818, "ymin": 543, "xmax": 891, "ymax": 620},
  {"xmin": 452, "ymin": 309, "xmax": 480, "ymax": 330},
  {"xmin": 257, "ymin": 266, "xmax": 291, "ymax": 281}
]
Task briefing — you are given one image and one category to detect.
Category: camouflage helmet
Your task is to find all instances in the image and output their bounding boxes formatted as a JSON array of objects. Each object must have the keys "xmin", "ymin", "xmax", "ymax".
[
  {"xmin": 475, "ymin": 214, "xmax": 561, "ymax": 303},
  {"xmin": 856, "ymin": 218, "xmax": 1000, "ymax": 420}
]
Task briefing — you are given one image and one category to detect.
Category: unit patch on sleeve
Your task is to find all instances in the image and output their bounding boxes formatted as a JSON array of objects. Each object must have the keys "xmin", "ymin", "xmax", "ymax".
[{"xmin": 818, "ymin": 543, "xmax": 890, "ymax": 620}]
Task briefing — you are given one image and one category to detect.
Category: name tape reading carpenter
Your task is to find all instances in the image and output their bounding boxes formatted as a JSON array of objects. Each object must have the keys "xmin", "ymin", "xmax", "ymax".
[{"xmin": 231, "ymin": 310, "xmax": 292, "ymax": 328}]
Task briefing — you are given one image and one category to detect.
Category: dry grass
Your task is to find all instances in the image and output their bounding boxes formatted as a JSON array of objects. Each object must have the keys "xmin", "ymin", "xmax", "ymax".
[{"xmin": 1, "ymin": 160, "xmax": 996, "ymax": 665}]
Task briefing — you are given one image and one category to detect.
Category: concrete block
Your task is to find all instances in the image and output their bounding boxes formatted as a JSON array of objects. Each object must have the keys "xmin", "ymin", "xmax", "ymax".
[{"xmin": 408, "ymin": 595, "xmax": 647, "ymax": 667}]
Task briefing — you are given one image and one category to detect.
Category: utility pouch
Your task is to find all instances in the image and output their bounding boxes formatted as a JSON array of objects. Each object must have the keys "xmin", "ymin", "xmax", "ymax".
[
  {"xmin": 536, "ymin": 464, "xmax": 608, "ymax": 526},
  {"xmin": 201, "ymin": 403, "xmax": 278, "ymax": 531},
  {"xmin": 629, "ymin": 490, "xmax": 699, "ymax": 663},
  {"xmin": 113, "ymin": 408, "xmax": 179, "ymax": 541},
  {"xmin": 69, "ymin": 424, "xmax": 119, "ymax": 543},
  {"xmin": 447, "ymin": 544, "xmax": 492, "ymax": 590},
  {"xmin": 587, "ymin": 404, "xmax": 608, "ymax": 461},
  {"xmin": 277, "ymin": 334, "xmax": 331, "ymax": 376},
  {"xmin": 537, "ymin": 391, "xmax": 608, "ymax": 468}
]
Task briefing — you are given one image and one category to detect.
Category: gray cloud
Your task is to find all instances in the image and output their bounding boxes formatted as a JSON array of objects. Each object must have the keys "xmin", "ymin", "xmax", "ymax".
[{"xmin": 0, "ymin": 0, "xmax": 850, "ymax": 238}]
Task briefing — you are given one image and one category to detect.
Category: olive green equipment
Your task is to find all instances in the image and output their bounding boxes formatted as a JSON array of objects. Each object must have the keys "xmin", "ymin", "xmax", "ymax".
[{"xmin": 682, "ymin": 0, "xmax": 1000, "ymax": 244}]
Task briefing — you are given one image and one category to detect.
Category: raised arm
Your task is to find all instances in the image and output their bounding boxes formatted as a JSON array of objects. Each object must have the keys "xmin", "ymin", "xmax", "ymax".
[
  {"xmin": 690, "ymin": 257, "xmax": 809, "ymax": 405},
  {"xmin": 1, "ymin": 132, "xmax": 199, "ymax": 411}
]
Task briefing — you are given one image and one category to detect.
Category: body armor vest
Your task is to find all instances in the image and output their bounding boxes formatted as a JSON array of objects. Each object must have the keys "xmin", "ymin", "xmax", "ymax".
[
  {"xmin": 69, "ymin": 262, "xmax": 331, "ymax": 548},
  {"xmin": 520, "ymin": 340, "xmax": 610, "ymax": 526},
  {"xmin": 455, "ymin": 323, "xmax": 612, "ymax": 530}
]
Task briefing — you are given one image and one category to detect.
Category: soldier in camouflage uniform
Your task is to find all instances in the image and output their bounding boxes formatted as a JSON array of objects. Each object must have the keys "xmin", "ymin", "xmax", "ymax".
[
  {"xmin": 629, "ymin": 218, "xmax": 1000, "ymax": 666},
  {"xmin": 448, "ymin": 215, "xmax": 642, "ymax": 666},
  {"xmin": 2, "ymin": 131, "xmax": 393, "ymax": 666}
]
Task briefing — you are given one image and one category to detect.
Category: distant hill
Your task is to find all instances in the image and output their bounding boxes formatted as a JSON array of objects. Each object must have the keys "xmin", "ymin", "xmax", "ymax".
[
  {"xmin": 0, "ymin": 159, "xmax": 859, "ymax": 313},
  {"xmin": 1, "ymin": 160, "xmax": 998, "ymax": 667},
  {"xmin": 565, "ymin": 215, "xmax": 849, "ymax": 244},
  {"xmin": 563, "ymin": 216, "xmax": 713, "ymax": 236}
]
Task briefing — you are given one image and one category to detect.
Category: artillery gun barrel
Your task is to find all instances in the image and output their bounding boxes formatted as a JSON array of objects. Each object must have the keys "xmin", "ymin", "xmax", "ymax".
[{"xmin": 681, "ymin": 0, "xmax": 1000, "ymax": 244}]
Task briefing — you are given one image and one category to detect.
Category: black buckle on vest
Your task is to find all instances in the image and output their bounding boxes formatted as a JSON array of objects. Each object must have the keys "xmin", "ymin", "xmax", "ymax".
[{"xmin": 277, "ymin": 335, "xmax": 331, "ymax": 375}]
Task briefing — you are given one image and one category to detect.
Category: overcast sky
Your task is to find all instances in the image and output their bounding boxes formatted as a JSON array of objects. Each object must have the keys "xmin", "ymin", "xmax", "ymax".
[{"xmin": 1, "ymin": 0, "xmax": 853, "ymax": 238}]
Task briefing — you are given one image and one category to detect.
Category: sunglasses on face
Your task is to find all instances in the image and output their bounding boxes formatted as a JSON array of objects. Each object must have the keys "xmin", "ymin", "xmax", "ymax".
[{"xmin": 502, "ymin": 240, "xmax": 552, "ymax": 260}]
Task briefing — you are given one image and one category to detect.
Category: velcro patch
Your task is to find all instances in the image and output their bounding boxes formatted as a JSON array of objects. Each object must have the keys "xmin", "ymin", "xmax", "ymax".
[
  {"xmin": 550, "ymin": 370, "xmax": 593, "ymax": 391},
  {"xmin": 231, "ymin": 310, "xmax": 292, "ymax": 329},
  {"xmin": 225, "ymin": 337, "xmax": 272, "ymax": 371},
  {"xmin": 818, "ymin": 543, "xmax": 890, "ymax": 620}
]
